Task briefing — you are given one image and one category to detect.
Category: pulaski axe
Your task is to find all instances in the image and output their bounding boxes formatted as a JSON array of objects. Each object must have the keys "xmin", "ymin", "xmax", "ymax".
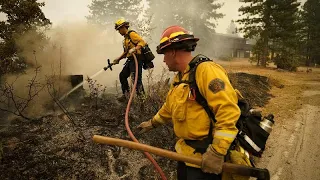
[{"xmin": 93, "ymin": 135, "xmax": 270, "ymax": 180}]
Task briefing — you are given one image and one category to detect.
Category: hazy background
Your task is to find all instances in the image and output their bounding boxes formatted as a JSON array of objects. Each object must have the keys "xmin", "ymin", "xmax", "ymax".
[
  {"xmin": 0, "ymin": 0, "xmax": 308, "ymax": 93},
  {"xmin": 40, "ymin": 0, "xmax": 240, "ymax": 34},
  {"xmin": 0, "ymin": 0, "xmax": 309, "ymax": 33}
]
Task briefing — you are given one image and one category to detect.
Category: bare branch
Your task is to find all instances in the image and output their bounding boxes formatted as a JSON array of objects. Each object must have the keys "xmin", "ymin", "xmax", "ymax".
[
  {"xmin": 0, "ymin": 106, "xmax": 31, "ymax": 120},
  {"xmin": 0, "ymin": 65, "xmax": 46, "ymax": 120}
]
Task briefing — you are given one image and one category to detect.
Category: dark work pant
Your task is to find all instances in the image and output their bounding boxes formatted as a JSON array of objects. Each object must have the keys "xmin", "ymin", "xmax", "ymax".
[
  {"xmin": 177, "ymin": 162, "xmax": 221, "ymax": 180},
  {"xmin": 119, "ymin": 55, "xmax": 144, "ymax": 95}
]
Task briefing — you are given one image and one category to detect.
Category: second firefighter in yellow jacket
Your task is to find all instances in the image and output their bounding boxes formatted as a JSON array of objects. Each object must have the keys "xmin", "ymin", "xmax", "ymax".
[
  {"xmin": 113, "ymin": 19, "xmax": 146, "ymax": 101},
  {"xmin": 138, "ymin": 25, "xmax": 241, "ymax": 180}
]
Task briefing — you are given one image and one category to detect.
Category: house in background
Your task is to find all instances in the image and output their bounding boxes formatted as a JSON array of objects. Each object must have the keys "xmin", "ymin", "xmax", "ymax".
[{"xmin": 211, "ymin": 33, "xmax": 254, "ymax": 58}]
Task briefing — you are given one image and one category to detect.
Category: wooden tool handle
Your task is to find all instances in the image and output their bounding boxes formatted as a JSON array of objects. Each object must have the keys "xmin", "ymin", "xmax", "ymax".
[
  {"xmin": 94, "ymin": 135, "xmax": 202, "ymax": 165},
  {"xmin": 93, "ymin": 135, "xmax": 270, "ymax": 180}
]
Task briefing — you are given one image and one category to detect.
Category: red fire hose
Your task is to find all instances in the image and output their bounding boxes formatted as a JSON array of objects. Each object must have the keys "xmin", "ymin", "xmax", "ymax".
[{"xmin": 124, "ymin": 53, "xmax": 167, "ymax": 180}]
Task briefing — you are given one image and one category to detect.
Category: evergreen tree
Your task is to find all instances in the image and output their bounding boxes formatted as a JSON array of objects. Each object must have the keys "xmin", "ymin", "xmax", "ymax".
[
  {"xmin": 237, "ymin": 0, "xmax": 273, "ymax": 67},
  {"xmin": 87, "ymin": 0, "xmax": 224, "ymax": 56},
  {"xmin": 0, "ymin": 0, "xmax": 51, "ymax": 75},
  {"xmin": 301, "ymin": 0, "xmax": 320, "ymax": 66},
  {"xmin": 87, "ymin": 0, "xmax": 140, "ymax": 28},
  {"xmin": 149, "ymin": 0, "xmax": 224, "ymax": 55},
  {"xmin": 134, "ymin": 0, "xmax": 154, "ymax": 42},
  {"xmin": 226, "ymin": 20, "xmax": 239, "ymax": 36},
  {"xmin": 271, "ymin": 0, "xmax": 300, "ymax": 71}
]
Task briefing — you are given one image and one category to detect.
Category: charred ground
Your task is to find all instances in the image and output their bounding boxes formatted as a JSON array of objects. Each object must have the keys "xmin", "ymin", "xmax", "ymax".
[{"xmin": 0, "ymin": 72, "xmax": 274, "ymax": 180}]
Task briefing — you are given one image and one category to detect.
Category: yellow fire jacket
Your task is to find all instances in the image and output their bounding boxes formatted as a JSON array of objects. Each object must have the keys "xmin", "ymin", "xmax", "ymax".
[
  {"xmin": 123, "ymin": 30, "xmax": 146, "ymax": 58},
  {"xmin": 151, "ymin": 59, "xmax": 240, "ymax": 168}
]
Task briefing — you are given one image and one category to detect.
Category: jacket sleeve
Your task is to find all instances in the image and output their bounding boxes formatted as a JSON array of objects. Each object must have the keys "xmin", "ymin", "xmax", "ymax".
[
  {"xmin": 129, "ymin": 31, "xmax": 146, "ymax": 47},
  {"xmin": 196, "ymin": 62, "xmax": 240, "ymax": 155},
  {"xmin": 151, "ymin": 84, "xmax": 173, "ymax": 126},
  {"xmin": 151, "ymin": 102, "xmax": 172, "ymax": 127}
]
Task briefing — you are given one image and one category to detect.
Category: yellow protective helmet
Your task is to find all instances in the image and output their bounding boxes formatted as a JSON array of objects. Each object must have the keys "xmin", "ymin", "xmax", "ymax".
[{"xmin": 115, "ymin": 19, "xmax": 130, "ymax": 30}]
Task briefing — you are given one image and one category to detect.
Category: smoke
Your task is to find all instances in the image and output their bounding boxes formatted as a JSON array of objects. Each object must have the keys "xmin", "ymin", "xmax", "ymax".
[
  {"xmin": 1, "ymin": 23, "xmax": 124, "ymax": 118},
  {"xmin": 0, "ymin": 22, "xmax": 171, "ymax": 119},
  {"xmin": 0, "ymin": 0, "xmax": 245, "ymax": 119},
  {"xmin": 1, "ymin": 68, "xmax": 71, "ymax": 118},
  {"xmin": 16, "ymin": 23, "xmax": 123, "ymax": 76}
]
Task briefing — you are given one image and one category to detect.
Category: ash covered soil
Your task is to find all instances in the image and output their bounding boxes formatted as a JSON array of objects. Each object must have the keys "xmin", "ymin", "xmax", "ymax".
[{"xmin": 0, "ymin": 72, "xmax": 274, "ymax": 180}]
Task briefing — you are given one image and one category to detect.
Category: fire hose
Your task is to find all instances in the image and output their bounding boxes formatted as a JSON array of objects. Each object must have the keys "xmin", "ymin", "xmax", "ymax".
[
  {"xmin": 58, "ymin": 55, "xmax": 166, "ymax": 178},
  {"xmin": 124, "ymin": 53, "xmax": 167, "ymax": 180},
  {"xmin": 94, "ymin": 54, "xmax": 270, "ymax": 180}
]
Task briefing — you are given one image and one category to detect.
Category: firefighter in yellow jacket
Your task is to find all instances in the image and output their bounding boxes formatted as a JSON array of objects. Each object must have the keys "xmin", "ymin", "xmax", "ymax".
[
  {"xmin": 138, "ymin": 25, "xmax": 241, "ymax": 180},
  {"xmin": 113, "ymin": 19, "xmax": 146, "ymax": 100}
]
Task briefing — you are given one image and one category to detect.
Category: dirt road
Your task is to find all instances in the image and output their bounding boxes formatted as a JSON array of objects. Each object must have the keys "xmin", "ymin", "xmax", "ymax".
[
  {"xmin": 217, "ymin": 60, "xmax": 320, "ymax": 180},
  {"xmin": 248, "ymin": 68, "xmax": 320, "ymax": 180}
]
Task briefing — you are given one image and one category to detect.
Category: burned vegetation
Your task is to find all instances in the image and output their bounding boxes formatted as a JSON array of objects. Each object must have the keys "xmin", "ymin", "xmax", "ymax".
[{"xmin": 0, "ymin": 72, "xmax": 276, "ymax": 180}]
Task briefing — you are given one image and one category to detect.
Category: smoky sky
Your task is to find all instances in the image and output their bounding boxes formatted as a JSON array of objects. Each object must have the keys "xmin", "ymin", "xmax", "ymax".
[
  {"xmin": 37, "ymin": 0, "xmax": 247, "ymax": 33},
  {"xmin": 1, "ymin": 0, "xmax": 308, "ymax": 34}
]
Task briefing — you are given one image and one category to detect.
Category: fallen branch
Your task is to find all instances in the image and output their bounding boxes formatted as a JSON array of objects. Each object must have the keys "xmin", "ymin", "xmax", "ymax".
[{"xmin": 46, "ymin": 82, "xmax": 86, "ymax": 141}]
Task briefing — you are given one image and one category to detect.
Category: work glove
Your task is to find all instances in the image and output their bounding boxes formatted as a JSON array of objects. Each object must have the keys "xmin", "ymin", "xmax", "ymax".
[
  {"xmin": 113, "ymin": 59, "xmax": 120, "ymax": 65},
  {"xmin": 137, "ymin": 119, "xmax": 154, "ymax": 134},
  {"xmin": 128, "ymin": 47, "xmax": 137, "ymax": 54},
  {"xmin": 201, "ymin": 145, "xmax": 224, "ymax": 174}
]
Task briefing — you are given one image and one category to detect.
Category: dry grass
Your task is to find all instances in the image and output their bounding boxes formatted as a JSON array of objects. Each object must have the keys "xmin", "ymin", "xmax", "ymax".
[{"xmin": 222, "ymin": 59, "xmax": 320, "ymax": 125}]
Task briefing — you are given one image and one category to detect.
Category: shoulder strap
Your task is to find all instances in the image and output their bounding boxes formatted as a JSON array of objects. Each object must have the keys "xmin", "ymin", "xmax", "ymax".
[
  {"xmin": 127, "ymin": 30, "xmax": 138, "ymax": 46},
  {"xmin": 189, "ymin": 54, "xmax": 216, "ymax": 122},
  {"xmin": 172, "ymin": 55, "xmax": 216, "ymax": 143},
  {"xmin": 188, "ymin": 54, "xmax": 216, "ymax": 141}
]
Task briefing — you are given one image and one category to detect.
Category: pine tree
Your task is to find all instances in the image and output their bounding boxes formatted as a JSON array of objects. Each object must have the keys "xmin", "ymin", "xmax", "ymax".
[
  {"xmin": 135, "ymin": 0, "xmax": 154, "ymax": 41},
  {"xmin": 87, "ymin": 0, "xmax": 140, "ymax": 28},
  {"xmin": 301, "ymin": 0, "xmax": 320, "ymax": 66},
  {"xmin": 87, "ymin": 0, "xmax": 224, "ymax": 56},
  {"xmin": 237, "ymin": 0, "xmax": 273, "ymax": 67},
  {"xmin": 226, "ymin": 20, "xmax": 239, "ymax": 36},
  {"xmin": 0, "ymin": 0, "xmax": 51, "ymax": 75},
  {"xmin": 149, "ymin": 0, "xmax": 224, "ymax": 55},
  {"xmin": 271, "ymin": 0, "xmax": 301, "ymax": 71}
]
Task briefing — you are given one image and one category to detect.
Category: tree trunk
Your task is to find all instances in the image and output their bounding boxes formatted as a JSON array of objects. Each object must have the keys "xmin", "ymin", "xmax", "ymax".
[
  {"xmin": 262, "ymin": 44, "xmax": 268, "ymax": 67},
  {"xmin": 306, "ymin": 56, "xmax": 311, "ymax": 67},
  {"xmin": 306, "ymin": 31, "xmax": 311, "ymax": 67},
  {"xmin": 271, "ymin": 48, "xmax": 274, "ymax": 62},
  {"xmin": 261, "ymin": 0, "xmax": 272, "ymax": 68}
]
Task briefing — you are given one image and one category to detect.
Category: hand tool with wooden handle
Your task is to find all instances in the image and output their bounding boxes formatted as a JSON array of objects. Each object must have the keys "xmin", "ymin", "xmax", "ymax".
[{"xmin": 93, "ymin": 135, "xmax": 270, "ymax": 180}]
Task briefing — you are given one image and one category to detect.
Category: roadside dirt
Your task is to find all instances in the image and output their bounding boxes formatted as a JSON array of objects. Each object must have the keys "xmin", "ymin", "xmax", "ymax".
[
  {"xmin": 221, "ymin": 60, "xmax": 320, "ymax": 180},
  {"xmin": 255, "ymin": 69, "xmax": 320, "ymax": 180}
]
